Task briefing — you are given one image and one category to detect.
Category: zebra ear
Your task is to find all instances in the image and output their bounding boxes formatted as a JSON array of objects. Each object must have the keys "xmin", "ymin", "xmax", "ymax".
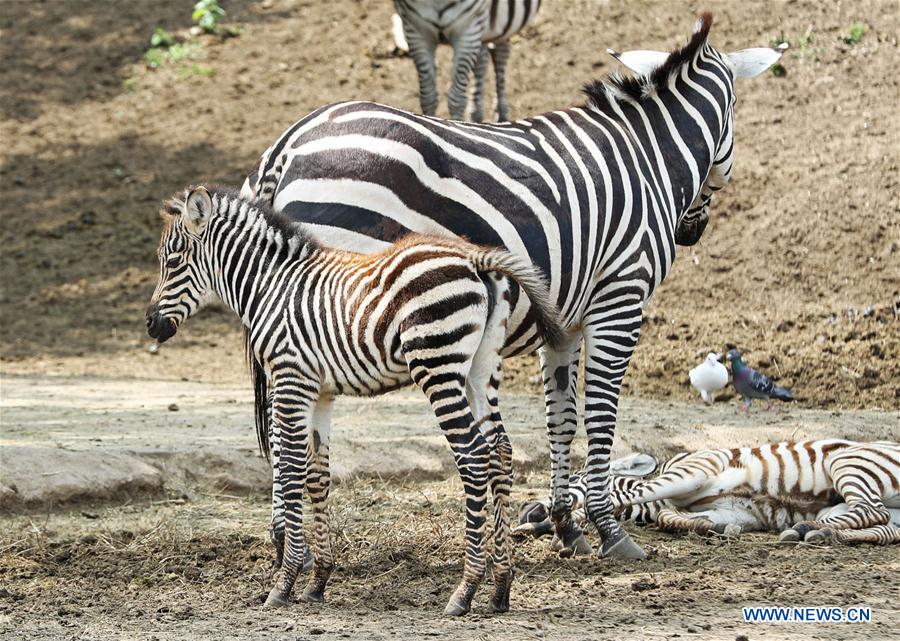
[
  {"xmin": 607, "ymin": 49, "xmax": 669, "ymax": 76},
  {"xmin": 725, "ymin": 43, "xmax": 788, "ymax": 79},
  {"xmin": 184, "ymin": 186, "xmax": 212, "ymax": 233},
  {"xmin": 610, "ymin": 453, "xmax": 658, "ymax": 478}
]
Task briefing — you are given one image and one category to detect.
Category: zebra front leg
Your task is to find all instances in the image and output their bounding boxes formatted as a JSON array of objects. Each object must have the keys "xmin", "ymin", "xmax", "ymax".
[
  {"xmin": 581, "ymin": 304, "xmax": 647, "ymax": 560},
  {"xmin": 446, "ymin": 20, "xmax": 484, "ymax": 120},
  {"xmin": 779, "ymin": 488, "xmax": 892, "ymax": 544},
  {"xmin": 540, "ymin": 339, "xmax": 591, "ymax": 558},
  {"xmin": 300, "ymin": 395, "xmax": 335, "ymax": 603},
  {"xmin": 471, "ymin": 45, "xmax": 490, "ymax": 123},
  {"xmin": 264, "ymin": 375, "xmax": 316, "ymax": 608},
  {"xmin": 655, "ymin": 508, "xmax": 742, "ymax": 538},
  {"xmin": 403, "ymin": 25, "xmax": 439, "ymax": 116},
  {"xmin": 807, "ymin": 524, "xmax": 900, "ymax": 545},
  {"xmin": 489, "ymin": 41, "xmax": 511, "ymax": 122}
]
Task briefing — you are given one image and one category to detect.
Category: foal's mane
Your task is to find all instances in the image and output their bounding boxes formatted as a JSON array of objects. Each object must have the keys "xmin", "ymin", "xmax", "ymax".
[{"xmin": 583, "ymin": 12, "xmax": 714, "ymax": 109}]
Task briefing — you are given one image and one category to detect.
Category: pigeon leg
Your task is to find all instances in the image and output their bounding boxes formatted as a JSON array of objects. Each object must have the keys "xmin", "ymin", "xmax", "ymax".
[{"xmin": 765, "ymin": 400, "xmax": 773, "ymax": 411}]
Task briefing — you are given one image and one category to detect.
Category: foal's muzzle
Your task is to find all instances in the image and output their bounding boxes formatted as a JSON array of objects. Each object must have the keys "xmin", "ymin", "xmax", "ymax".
[{"xmin": 145, "ymin": 303, "xmax": 177, "ymax": 343}]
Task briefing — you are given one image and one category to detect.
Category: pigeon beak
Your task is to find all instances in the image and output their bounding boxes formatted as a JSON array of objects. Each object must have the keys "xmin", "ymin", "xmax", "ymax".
[{"xmin": 714, "ymin": 353, "xmax": 724, "ymax": 362}]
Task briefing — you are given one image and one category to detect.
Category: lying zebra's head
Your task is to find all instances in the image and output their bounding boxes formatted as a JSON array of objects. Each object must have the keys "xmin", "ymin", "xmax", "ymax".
[
  {"xmin": 146, "ymin": 186, "xmax": 217, "ymax": 343},
  {"xmin": 603, "ymin": 14, "xmax": 787, "ymax": 246}
]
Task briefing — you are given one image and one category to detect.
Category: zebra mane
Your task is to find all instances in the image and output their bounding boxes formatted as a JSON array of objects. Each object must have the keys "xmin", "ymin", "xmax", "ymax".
[
  {"xmin": 583, "ymin": 12, "xmax": 714, "ymax": 108},
  {"xmin": 164, "ymin": 185, "xmax": 319, "ymax": 251}
]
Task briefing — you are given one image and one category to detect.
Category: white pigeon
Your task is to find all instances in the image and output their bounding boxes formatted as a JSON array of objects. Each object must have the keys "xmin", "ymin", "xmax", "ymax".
[{"xmin": 689, "ymin": 352, "xmax": 729, "ymax": 404}]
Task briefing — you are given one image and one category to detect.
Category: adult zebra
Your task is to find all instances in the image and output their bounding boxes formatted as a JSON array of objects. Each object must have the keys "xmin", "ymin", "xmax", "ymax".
[
  {"xmin": 393, "ymin": 0, "xmax": 541, "ymax": 121},
  {"xmin": 242, "ymin": 14, "xmax": 786, "ymax": 561}
]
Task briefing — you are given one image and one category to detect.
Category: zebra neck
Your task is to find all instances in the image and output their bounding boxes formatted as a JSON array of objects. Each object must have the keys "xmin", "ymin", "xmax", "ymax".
[{"xmin": 205, "ymin": 211, "xmax": 317, "ymax": 327}]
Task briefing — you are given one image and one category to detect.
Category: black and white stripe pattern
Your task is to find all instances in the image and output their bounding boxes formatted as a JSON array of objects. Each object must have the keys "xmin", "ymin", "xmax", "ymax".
[
  {"xmin": 146, "ymin": 185, "xmax": 564, "ymax": 615},
  {"xmin": 393, "ymin": 0, "xmax": 541, "ymax": 121},
  {"xmin": 517, "ymin": 441, "xmax": 900, "ymax": 546},
  {"xmin": 242, "ymin": 14, "xmax": 786, "ymax": 560}
]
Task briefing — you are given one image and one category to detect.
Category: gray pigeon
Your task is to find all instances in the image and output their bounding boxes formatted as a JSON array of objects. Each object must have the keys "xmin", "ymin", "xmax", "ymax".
[{"xmin": 726, "ymin": 348, "xmax": 794, "ymax": 411}]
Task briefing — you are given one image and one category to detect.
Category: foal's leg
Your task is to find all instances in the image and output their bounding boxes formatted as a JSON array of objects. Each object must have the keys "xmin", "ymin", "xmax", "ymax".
[
  {"xmin": 403, "ymin": 21, "xmax": 440, "ymax": 116},
  {"xmin": 446, "ymin": 18, "xmax": 485, "ymax": 120},
  {"xmin": 471, "ymin": 45, "xmax": 490, "ymax": 123},
  {"xmin": 404, "ymin": 323, "xmax": 491, "ymax": 616},
  {"xmin": 300, "ymin": 395, "xmax": 335, "ymax": 603},
  {"xmin": 465, "ymin": 275, "xmax": 514, "ymax": 612},
  {"xmin": 265, "ymin": 374, "xmax": 317, "ymax": 608}
]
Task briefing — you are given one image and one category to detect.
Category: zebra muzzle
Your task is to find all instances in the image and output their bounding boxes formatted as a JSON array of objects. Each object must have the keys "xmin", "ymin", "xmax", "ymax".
[{"xmin": 145, "ymin": 305, "xmax": 178, "ymax": 343}]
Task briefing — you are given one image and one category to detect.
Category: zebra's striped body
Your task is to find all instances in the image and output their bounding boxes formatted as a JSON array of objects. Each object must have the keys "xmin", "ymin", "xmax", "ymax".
[
  {"xmin": 394, "ymin": 0, "xmax": 541, "ymax": 121},
  {"xmin": 242, "ymin": 14, "xmax": 786, "ymax": 560},
  {"xmin": 517, "ymin": 441, "xmax": 900, "ymax": 545},
  {"xmin": 146, "ymin": 185, "xmax": 564, "ymax": 615}
]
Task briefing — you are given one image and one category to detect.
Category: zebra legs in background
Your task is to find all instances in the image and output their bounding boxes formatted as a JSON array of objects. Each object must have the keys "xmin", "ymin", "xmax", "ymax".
[
  {"xmin": 402, "ymin": 23, "xmax": 440, "ymax": 116},
  {"xmin": 446, "ymin": 19, "xmax": 486, "ymax": 120},
  {"xmin": 489, "ymin": 41, "xmax": 511, "ymax": 122},
  {"xmin": 471, "ymin": 45, "xmax": 490, "ymax": 123}
]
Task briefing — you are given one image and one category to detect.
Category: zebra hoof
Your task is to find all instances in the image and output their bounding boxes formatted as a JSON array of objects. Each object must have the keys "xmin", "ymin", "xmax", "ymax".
[
  {"xmin": 550, "ymin": 534, "xmax": 563, "ymax": 552},
  {"xmin": 600, "ymin": 534, "xmax": 647, "ymax": 560},
  {"xmin": 804, "ymin": 529, "xmax": 832, "ymax": 544},
  {"xmin": 489, "ymin": 571, "xmax": 514, "ymax": 613},
  {"xmin": 264, "ymin": 589, "xmax": 290, "ymax": 608},
  {"xmin": 299, "ymin": 590, "xmax": 325, "ymax": 604},
  {"xmin": 443, "ymin": 599, "xmax": 471, "ymax": 617},
  {"xmin": 722, "ymin": 524, "xmax": 742, "ymax": 539},
  {"xmin": 778, "ymin": 529, "xmax": 801, "ymax": 545}
]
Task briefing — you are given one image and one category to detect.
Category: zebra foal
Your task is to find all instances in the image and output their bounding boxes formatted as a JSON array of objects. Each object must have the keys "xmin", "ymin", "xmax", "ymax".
[
  {"xmin": 394, "ymin": 0, "xmax": 541, "ymax": 121},
  {"xmin": 145, "ymin": 185, "xmax": 564, "ymax": 615},
  {"xmin": 516, "ymin": 440, "xmax": 900, "ymax": 545}
]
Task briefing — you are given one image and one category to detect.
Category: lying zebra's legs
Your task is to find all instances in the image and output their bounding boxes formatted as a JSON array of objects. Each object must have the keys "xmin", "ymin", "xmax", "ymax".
[
  {"xmin": 300, "ymin": 395, "xmax": 335, "ymax": 603},
  {"xmin": 489, "ymin": 41, "xmax": 511, "ymax": 122},
  {"xmin": 780, "ymin": 471, "xmax": 892, "ymax": 544},
  {"xmin": 581, "ymin": 298, "xmax": 647, "ymax": 559},
  {"xmin": 471, "ymin": 45, "xmax": 490, "ymax": 123},
  {"xmin": 540, "ymin": 339, "xmax": 588, "ymax": 557},
  {"xmin": 809, "ymin": 524, "xmax": 900, "ymax": 545},
  {"xmin": 446, "ymin": 20, "xmax": 484, "ymax": 120},
  {"xmin": 655, "ymin": 508, "xmax": 744, "ymax": 538},
  {"xmin": 403, "ymin": 24, "xmax": 439, "ymax": 116},
  {"xmin": 265, "ymin": 373, "xmax": 316, "ymax": 608}
]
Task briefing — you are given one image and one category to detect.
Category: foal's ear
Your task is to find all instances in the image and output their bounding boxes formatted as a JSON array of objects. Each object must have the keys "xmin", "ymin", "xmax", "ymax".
[{"xmin": 184, "ymin": 186, "xmax": 213, "ymax": 234}]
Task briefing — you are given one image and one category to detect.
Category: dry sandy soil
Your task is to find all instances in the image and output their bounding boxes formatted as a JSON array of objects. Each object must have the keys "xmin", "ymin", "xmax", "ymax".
[
  {"xmin": 0, "ymin": 0, "xmax": 898, "ymax": 407},
  {"xmin": 2, "ymin": 375, "xmax": 899, "ymax": 641}
]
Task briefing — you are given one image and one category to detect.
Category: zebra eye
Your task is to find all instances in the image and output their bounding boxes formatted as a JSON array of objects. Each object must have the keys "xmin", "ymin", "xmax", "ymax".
[{"xmin": 166, "ymin": 255, "xmax": 183, "ymax": 269}]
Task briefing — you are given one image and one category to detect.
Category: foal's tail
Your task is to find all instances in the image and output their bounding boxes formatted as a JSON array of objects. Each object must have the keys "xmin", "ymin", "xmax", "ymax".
[
  {"xmin": 245, "ymin": 328, "xmax": 271, "ymax": 461},
  {"xmin": 467, "ymin": 247, "xmax": 568, "ymax": 351}
]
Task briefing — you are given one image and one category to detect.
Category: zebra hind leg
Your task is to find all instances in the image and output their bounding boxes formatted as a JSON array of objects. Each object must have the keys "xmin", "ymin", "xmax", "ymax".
[
  {"xmin": 446, "ymin": 19, "xmax": 485, "ymax": 120},
  {"xmin": 806, "ymin": 524, "xmax": 900, "ymax": 545},
  {"xmin": 489, "ymin": 41, "xmax": 511, "ymax": 122},
  {"xmin": 471, "ymin": 45, "xmax": 490, "ymax": 123},
  {"xmin": 404, "ymin": 324, "xmax": 492, "ymax": 615},
  {"xmin": 465, "ymin": 275, "xmax": 514, "ymax": 612}
]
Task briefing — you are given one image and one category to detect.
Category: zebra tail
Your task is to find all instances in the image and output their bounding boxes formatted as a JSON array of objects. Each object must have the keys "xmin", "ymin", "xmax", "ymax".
[
  {"xmin": 468, "ymin": 247, "xmax": 568, "ymax": 350},
  {"xmin": 244, "ymin": 327, "xmax": 271, "ymax": 461}
]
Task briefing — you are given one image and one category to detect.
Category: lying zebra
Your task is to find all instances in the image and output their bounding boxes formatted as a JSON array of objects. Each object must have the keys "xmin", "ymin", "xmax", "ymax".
[
  {"xmin": 146, "ymin": 185, "xmax": 565, "ymax": 615},
  {"xmin": 514, "ymin": 440, "xmax": 900, "ymax": 546}
]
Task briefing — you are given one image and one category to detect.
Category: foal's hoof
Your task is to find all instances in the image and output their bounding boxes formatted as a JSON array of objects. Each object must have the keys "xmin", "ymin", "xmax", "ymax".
[
  {"xmin": 299, "ymin": 590, "xmax": 325, "ymax": 604},
  {"xmin": 712, "ymin": 523, "xmax": 741, "ymax": 539},
  {"xmin": 443, "ymin": 599, "xmax": 471, "ymax": 617},
  {"xmin": 778, "ymin": 529, "xmax": 801, "ymax": 545},
  {"xmin": 600, "ymin": 533, "xmax": 647, "ymax": 560},
  {"xmin": 264, "ymin": 589, "xmax": 290, "ymax": 608},
  {"xmin": 564, "ymin": 533, "xmax": 593, "ymax": 557}
]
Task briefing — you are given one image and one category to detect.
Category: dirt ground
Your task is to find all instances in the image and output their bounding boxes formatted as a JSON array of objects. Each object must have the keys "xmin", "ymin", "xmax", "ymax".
[
  {"xmin": 0, "ymin": 0, "xmax": 898, "ymax": 408},
  {"xmin": 2, "ymin": 375, "xmax": 899, "ymax": 640}
]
